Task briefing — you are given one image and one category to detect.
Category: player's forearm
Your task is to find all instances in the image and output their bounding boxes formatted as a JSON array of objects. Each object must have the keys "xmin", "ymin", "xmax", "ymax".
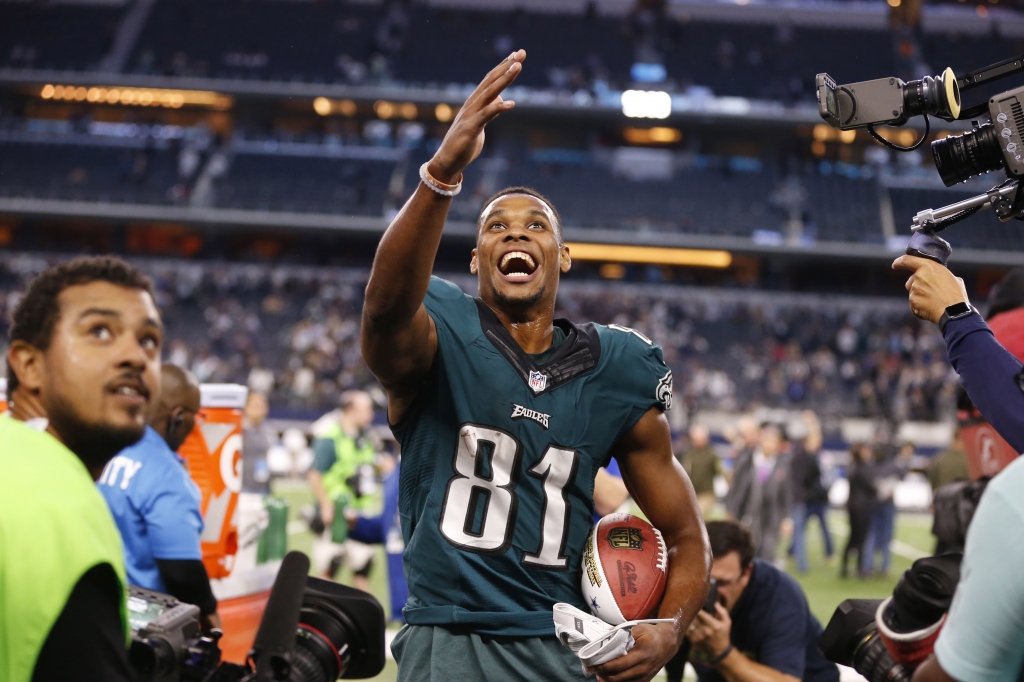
[
  {"xmin": 307, "ymin": 470, "xmax": 331, "ymax": 509},
  {"xmin": 362, "ymin": 180, "xmax": 451, "ymax": 331},
  {"xmin": 658, "ymin": 522, "xmax": 712, "ymax": 634},
  {"xmin": 716, "ymin": 649, "xmax": 800, "ymax": 682}
]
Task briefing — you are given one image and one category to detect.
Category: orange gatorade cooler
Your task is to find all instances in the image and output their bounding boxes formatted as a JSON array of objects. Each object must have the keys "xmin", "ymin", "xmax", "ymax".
[
  {"xmin": 0, "ymin": 378, "xmax": 7, "ymax": 413},
  {"xmin": 178, "ymin": 383, "xmax": 281, "ymax": 663}
]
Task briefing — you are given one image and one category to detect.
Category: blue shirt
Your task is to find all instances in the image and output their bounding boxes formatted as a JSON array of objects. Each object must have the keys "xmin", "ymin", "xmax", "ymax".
[
  {"xmin": 349, "ymin": 462, "xmax": 407, "ymax": 622},
  {"xmin": 97, "ymin": 426, "xmax": 204, "ymax": 592},
  {"xmin": 934, "ymin": 454, "xmax": 1024, "ymax": 682},
  {"xmin": 694, "ymin": 560, "xmax": 838, "ymax": 682}
]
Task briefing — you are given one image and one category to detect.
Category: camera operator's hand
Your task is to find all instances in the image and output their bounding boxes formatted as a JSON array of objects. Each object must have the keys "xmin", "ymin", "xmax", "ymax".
[
  {"xmin": 686, "ymin": 603, "xmax": 732, "ymax": 664},
  {"xmin": 892, "ymin": 255, "xmax": 970, "ymax": 325}
]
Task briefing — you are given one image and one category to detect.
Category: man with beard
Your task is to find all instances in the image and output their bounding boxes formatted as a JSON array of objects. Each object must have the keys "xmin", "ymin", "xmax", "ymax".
[
  {"xmin": 1, "ymin": 256, "xmax": 162, "ymax": 682},
  {"xmin": 361, "ymin": 50, "xmax": 710, "ymax": 682}
]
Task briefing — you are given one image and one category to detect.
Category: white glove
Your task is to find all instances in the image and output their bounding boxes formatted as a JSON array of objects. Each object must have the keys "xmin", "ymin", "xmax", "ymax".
[{"xmin": 553, "ymin": 603, "xmax": 673, "ymax": 676}]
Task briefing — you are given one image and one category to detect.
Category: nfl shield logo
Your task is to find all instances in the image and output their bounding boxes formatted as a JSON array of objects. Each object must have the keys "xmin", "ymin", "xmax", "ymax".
[{"xmin": 529, "ymin": 371, "xmax": 548, "ymax": 393}]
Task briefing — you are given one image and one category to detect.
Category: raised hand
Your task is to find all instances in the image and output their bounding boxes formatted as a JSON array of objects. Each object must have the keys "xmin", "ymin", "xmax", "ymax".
[{"xmin": 427, "ymin": 50, "xmax": 525, "ymax": 184}]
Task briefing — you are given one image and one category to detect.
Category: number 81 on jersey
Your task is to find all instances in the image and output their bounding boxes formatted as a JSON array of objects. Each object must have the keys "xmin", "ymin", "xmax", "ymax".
[{"xmin": 439, "ymin": 424, "xmax": 580, "ymax": 570}]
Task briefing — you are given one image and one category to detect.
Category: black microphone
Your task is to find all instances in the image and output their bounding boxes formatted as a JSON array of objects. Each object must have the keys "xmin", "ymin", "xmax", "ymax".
[{"xmin": 250, "ymin": 550, "xmax": 310, "ymax": 681}]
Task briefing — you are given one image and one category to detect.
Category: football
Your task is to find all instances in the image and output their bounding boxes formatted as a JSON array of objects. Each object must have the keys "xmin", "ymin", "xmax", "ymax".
[{"xmin": 581, "ymin": 513, "xmax": 669, "ymax": 625}]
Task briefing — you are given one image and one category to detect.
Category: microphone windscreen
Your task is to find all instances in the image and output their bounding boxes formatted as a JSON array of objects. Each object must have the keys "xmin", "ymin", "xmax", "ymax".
[{"xmin": 251, "ymin": 551, "xmax": 310, "ymax": 680}]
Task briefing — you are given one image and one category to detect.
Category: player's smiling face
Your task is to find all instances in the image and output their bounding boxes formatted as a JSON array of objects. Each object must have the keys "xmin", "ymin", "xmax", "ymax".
[{"xmin": 472, "ymin": 194, "xmax": 570, "ymax": 312}]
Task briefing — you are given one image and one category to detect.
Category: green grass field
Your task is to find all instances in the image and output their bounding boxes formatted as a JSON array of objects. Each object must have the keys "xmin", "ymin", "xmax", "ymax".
[{"xmin": 273, "ymin": 480, "xmax": 935, "ymax": 681}]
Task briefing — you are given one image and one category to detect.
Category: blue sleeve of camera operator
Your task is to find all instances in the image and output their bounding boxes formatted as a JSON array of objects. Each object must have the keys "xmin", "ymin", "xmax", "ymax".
[
  {"xmin": 943, "ymin": 314, "xmax": 1024, "ymax": 454},
  {"xmin": 933, "ymin": 456, "xmax": 1024, "ymax": 682}
]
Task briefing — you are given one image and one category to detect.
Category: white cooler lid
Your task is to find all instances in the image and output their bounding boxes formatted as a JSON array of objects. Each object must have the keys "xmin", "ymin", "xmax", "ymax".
[{"xmin": 199, "ymin": 383, "xmax": 248, "ymax": 409}]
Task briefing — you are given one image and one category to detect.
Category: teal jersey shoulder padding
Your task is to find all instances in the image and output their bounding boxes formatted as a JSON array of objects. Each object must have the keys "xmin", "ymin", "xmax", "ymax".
[{"xmin": 392, "ymin": 277, "xmax": 672, "ymax": 637}]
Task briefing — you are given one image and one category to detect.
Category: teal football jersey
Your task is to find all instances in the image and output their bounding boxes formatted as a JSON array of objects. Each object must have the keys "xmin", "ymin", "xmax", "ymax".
[{"xmin": 391, "ymin": 277, "xmax": 673, "ymax": 637}]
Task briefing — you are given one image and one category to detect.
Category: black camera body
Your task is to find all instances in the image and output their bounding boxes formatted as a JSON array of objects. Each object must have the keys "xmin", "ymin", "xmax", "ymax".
[
  {"xmin": 128, "ymin": 552, "xmax": 385, "ymax": 682},
  {"xmin": 128, "ymin": 587, "xmax": 223, "ymax": 682}
]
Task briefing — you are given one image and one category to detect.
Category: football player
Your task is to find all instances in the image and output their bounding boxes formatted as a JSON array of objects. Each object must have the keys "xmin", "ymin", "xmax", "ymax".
[{"xmin": 361, "ymin": 50, "xmax": 711, "ymax": 682}]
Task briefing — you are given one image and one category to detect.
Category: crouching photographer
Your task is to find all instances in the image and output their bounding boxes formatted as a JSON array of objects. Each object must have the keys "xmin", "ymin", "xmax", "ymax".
[
  {"xmin": 889, "ymin": 255, "xmax": 1024, "ymax": 682},
  {"xmin": 676, "ymin": 520, "xmax": 838, "ymax": 682}
]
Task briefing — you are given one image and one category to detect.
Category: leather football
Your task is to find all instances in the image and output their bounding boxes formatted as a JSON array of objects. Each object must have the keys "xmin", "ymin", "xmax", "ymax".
[{"xmin": 581, "ymin": 512, "xmax": 669, "ymax": 625}]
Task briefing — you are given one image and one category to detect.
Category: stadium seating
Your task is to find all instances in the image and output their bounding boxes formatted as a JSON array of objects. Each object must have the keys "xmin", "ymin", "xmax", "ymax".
[
  {"xmin": 0, "ymin": 3, "xmax": 124, "ymax": 71},
  {"xmin": 0, "ymin": 138, "xmax": 179, "ymax": 205},
  {"xmin": 214, "ymin": 154, "xmax": 398, "ymax": 215}
]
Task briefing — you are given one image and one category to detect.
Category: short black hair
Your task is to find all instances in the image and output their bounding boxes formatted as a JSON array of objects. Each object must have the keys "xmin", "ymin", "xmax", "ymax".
[
  {"xmin": 706, "ymin": 520, "xmax": 756, "ymax": 570},
  {"xmin": 478, "ymin": 186, "xmax": 563, "ymax": 244},
  {"xmin": 7, "ymin": 256, "xmax": 154, "ymax": 394}
]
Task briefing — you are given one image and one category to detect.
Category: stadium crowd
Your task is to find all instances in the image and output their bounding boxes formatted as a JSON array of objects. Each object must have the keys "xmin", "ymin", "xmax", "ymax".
[{"xmin": 0, "ymin": 256, "xmax": 958, "ymax": 423}]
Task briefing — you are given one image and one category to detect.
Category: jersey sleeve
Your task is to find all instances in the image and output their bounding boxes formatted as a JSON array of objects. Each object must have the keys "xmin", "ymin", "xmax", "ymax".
[
  {"xmin": 311, "ymin": 438, "xmax": 336, "ymax": 473},
  {"xmin": 422, "ymin": 276, "xmax": 478, "ymax": 345},
  {"xmin": 138, "ymin": 464, "xmax": 204, "ymax": 561},
  {"xmin": 600, "ymin": 325, "xmax": 674, "ymax": 432}
]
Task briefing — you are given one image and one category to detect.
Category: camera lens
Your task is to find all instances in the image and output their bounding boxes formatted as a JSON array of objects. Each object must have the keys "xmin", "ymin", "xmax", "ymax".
[
  {"xmin": 932, "ymin": 123, "xmax": 1005, "ymax": 186},
  {"xmin": 287, "ymin": 594, "xmax": 361, "ymax": 682},
  {"xmin": 852, "ymin": 632, "xmax": 912, "ymax": 682}
]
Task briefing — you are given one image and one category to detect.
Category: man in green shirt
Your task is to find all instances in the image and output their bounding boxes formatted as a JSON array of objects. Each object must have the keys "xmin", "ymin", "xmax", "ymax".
[
  {"xmin": 1, "ymin": 256, "xmax": 162, "ymax": 682},
  {"xmin": 679, "ymin": 423, "xmax": 722, "ymax": 517},
  {"xmin": 307, "ymin": 390, "xmax": 378, "ymax": 590},
  {"xmin": 929, "ymin": 430, "xmax": 970, "ymax": 492}
]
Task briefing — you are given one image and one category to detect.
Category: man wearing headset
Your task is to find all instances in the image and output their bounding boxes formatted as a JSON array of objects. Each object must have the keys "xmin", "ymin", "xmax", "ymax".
[{"xmin": 98, "ymin": 363, "xmax": 220, "ymax": 632}]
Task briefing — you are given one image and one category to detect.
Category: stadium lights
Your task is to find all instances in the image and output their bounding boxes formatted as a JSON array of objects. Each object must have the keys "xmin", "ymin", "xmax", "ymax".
[
  {"xmin": 312, "ymin": 97, "xmax": 357, "ymax": 116},
  {"xmin": 621, "ymin": 90, "xmax": 672, "ymax": 119},
  {"xmin": 566, "ymin": 243, "xmax": 733, "ymax": 268},
  {"xmin": 623, "ymin": 127, "xmax": 682, "ymax": 144},
  {"xmin": 812, "ymin": 124, "xmax": 856, "ymax": 144},
  {"xmin": 39, "ymin": 84, "xmax": 232, "ymax": 110},
  {"xmin": 435, "ymin": 103, "xmax": 455, "ymax": 122},
  {"xmin": 372, "ymin": 100, "xmax": 418, "ymax": 120}
]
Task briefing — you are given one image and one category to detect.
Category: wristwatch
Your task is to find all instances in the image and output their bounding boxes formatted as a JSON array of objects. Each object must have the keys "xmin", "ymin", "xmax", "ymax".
[{"xmin": 938, "ymin": 301, "xmax": 974, "ymax": 333}]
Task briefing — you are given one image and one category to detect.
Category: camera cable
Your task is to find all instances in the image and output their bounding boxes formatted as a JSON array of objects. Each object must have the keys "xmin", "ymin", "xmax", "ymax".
[{"xmin": 867, "ymin": 114, "xmax": 930, "ymax": 152}]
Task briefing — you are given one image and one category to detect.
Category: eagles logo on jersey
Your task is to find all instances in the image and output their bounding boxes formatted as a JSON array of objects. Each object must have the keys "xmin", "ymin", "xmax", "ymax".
[{"xmin": 392, "ymin": 277, "xmax": 673, "ymax": 637}]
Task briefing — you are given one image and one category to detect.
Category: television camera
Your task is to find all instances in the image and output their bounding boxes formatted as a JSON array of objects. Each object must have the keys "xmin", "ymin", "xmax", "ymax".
[
  {"xmin": 127, "ymin": 551, "xmax": 386, "ymax": 682},
  {"xmin": 820, "ymin": 554, "xmax": 960, "ymax": 682},
  {"xmin": 817, "ymin": 55, "xmax": 1024, "ymax": 264}
]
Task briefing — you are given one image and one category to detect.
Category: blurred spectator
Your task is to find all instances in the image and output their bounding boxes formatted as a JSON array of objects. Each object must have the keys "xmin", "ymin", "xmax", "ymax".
[
  {"xmin": 841, "ymin": 443, "xmax": 875, "ymax": 579},
  {"xmin": 725, "ymin": 424, "xmax": 793, "ymax": 564},
  {"xmin": 593, "ymin": 458, "xmax": 630, "ymax": 519},
  {"xmin": 97, "ymin": 365, "xmax": 221, "ymax": 632},
  {"xmin": 347, "ymin": 452, "xmax": 407, "ymax": 623},
  {"xmin": 929, "ymin": 430, "xmax": 969, "ymax": 492},
  {"xmin": 678, "ymin": 423, "xmax": 721, "ymax": 517},
  {"xmin": 789, "ymin": 411, "xmax": 833, "ymax": 574},
  {"xmin": 308, "ymin": 391, "xmax": 377, "ymax": 591},
  {"xmin": 862, "ymin": 441, "xmax": 912, "ymax": 577},
  {"xmin": 241, "ymin": 391, "xmax": 275, "ymax": 494}
]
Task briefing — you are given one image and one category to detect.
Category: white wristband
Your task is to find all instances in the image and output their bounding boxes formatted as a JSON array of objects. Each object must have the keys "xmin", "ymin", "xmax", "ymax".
[{"xmin": 419, "ymin": 162, "xmax": 462, "ymax": 197}]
